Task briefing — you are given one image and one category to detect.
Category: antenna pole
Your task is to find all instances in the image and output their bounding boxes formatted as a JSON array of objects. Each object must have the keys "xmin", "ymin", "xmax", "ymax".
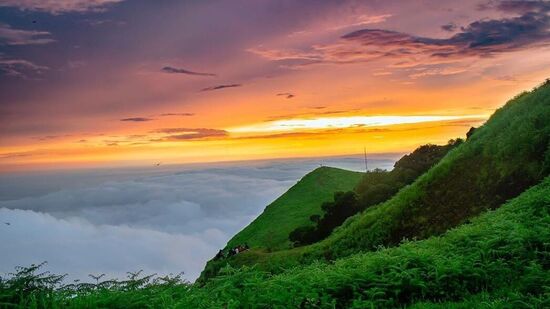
[{"xmin": 364, "ymin": 147, "xmax": 368, "ymax": 173}]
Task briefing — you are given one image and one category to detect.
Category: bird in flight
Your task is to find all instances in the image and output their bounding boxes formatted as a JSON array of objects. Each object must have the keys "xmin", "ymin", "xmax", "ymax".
[
  {"xmin": 4, "ymin": 222, "xmax": 10, "ymax": 226},
  {"xmin": 155, "ymin": 162, "xmax": 162, "ymax": 166}
]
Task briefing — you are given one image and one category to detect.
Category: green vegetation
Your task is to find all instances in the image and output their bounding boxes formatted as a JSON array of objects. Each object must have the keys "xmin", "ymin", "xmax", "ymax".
[
  {"xmin": 201, "ymin": 81, "xmax": 550, "ymax": 280},
  {"xmin": 2, "ymin": 81, "xmax": 549, "ymax": 308},
  {"xmin": 2, "ymin": 176, "xmax": 549, "ymax": 308},
  {"xmin": 225, "ymin": 167, "xmax": 363, "ymax": 251},
  {"xmin": 319, "ymin": 82, "xmax": 550, "ymax": 258},
  {"xmin": 289, "ymin": 141, "xmax": 462, "ymax": 247},
  {"xmin": 197, "ymin": 177, "xmax": 550, "ymax": 308}
]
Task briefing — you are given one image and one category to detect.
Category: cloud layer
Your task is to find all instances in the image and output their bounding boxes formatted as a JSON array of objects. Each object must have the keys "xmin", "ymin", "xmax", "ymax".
[{"xmin": 0, "ymin": 157, "xmax": 396, "ymax": 281}]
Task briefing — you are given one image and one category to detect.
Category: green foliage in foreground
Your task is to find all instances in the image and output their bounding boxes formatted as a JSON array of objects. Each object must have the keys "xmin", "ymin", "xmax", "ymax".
[
  {"xmin": 2, "ymin": 177, "xmax": 549, "ymax": 308},
  {"xmin": 225, "ymin": 167, "xmax": 363, "ymax": 251}
]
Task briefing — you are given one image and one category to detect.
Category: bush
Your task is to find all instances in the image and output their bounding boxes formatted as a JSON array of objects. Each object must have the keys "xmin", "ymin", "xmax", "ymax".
[{"xmin": 289, "ymin": 141, "xmax": 461, "ymax": 247}]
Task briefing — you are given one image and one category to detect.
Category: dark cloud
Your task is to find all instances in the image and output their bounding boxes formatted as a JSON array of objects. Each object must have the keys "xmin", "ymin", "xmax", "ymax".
[
  {"xmin": 342, "ymin": 7, "xmax": 550, "ymax": 58},
  {"xmin": 200, "ymin": 84, "xmax": 241, "ymax": 91},
  {"xmin": 480, "ymin": 0, "xmax": 550, "ymax": 14},
  {"xmin": 161, "ymin": 66, "xmax": 216, "ymax": 77},
  {"xmin": 255, "ymin": 4, "xmax": 550, "ymax": 68},
  {"xmin": 120, "ymin": 117, "xmax": 154, "ymax": 122},
  {"xmin": 159, "ymin": 113, "xmax": 195, "ymax": 117},
  {"xmin": 441, "ymin": 22, "xmax": 457, "ymax": 32},
  {"xmin": 276, "ymin": 92, "xmax": 295, "ymax": 99},
  {"xmin": 152, "ymin": 128, "xmax": 228, "ymax": 140}
]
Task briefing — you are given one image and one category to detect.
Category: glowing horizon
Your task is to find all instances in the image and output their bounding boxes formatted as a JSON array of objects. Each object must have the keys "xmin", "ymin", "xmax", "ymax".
[
  {"xmin": 1, "ymin": 0, "xmax": 550, "ymax": 171},
  {"xmin": 228, "ymin": 115, "xmax": 488, "ymax": 133}
]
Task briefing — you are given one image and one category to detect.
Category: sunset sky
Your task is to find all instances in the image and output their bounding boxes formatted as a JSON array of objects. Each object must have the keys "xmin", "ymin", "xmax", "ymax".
[{"xmin": 1, "ymin": 0, "xmax": 550, "ymax": 171}]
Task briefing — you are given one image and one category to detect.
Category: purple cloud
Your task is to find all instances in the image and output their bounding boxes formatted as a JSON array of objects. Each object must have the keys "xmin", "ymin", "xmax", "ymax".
[
  {"xmin": 441, "ymin": 22, "xmax": 457, "ymax": 32},
  {"xmin": 120, "ymin": 117, "xmax": 154, "ymax": 122},
  {"xmin": 200, "ymin": 84, "xmax": 241, "ymax": 92},
  {"xmin": 276, "ymin": 93, "xmax": 295, "ymax": 99},
  {"xmin": 161, "ymin": 66, "xmax": 216, "ymax": 77}
]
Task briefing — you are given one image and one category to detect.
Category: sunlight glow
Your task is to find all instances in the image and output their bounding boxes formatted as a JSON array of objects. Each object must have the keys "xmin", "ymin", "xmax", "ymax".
[{"xmin": 227, "ymin": 115, "xmax": 488, "ymax": 133}]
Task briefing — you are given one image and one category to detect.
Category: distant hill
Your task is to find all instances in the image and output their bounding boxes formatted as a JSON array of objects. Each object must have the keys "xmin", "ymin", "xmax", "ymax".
[{"xmin": 225, "ymin": 167, "xmax": 363, "ymax": 251}]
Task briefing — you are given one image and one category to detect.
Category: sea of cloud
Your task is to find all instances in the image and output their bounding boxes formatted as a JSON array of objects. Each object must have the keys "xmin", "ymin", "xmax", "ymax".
[{"xmin": 0, "ymin": 155, "xmax": 397, "ymax": 282}]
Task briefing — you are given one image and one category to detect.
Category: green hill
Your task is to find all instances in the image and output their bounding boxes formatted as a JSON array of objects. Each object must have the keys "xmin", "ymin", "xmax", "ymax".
[
  {"xmin": 289, "ymin": 141, "xmax": 461, "ymax": 247},
  {"xmin": 320, "ymin": 82, "xmax": 550, "ymax": 258},
  {"xmin": 226, "ymin": 167, "xmax": 363, "ymax": 251},
  {"xmin": 201, "ymin": 80, "xmax": 550, "ymax": 280},
  {"xmin": 193, "ymin": 176, "xmax": 550, "ymax": 308}
]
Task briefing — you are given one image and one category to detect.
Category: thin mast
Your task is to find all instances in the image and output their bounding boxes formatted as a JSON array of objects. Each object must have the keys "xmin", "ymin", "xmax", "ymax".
[{"xmin": 364, "ymin": 147, "xmax": 368, "ymax": 173}]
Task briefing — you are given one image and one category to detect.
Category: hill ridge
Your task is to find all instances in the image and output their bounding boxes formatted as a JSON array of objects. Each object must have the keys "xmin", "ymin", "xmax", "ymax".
[{"xmin": 224, "ymin": 166, "xmax": 363, "ymax": 251}]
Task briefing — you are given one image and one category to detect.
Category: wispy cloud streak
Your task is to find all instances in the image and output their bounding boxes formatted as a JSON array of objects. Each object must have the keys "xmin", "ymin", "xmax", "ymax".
[
  {"xmin": 120, "ymin": 117, "xmax": 154, "ymax": 122},
  {"xmin": 161, "ymin": 66, "xmax": 216, "ymax": 77},
  {"xmin": 201, "ymin": 84, "xmax": 241, "ymax": 91},
  {"xmin": 0, "ymin": 24, "xmax": 55, "ymax": 45}
]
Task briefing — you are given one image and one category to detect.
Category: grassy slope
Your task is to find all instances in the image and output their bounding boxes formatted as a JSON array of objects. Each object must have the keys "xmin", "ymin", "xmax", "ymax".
[
  {"xmin": 320, "ymin": 82, "xmax": 550, "ymax": 257},
  {"xmin": 194, "ymin": 177, "xmax": 550, "ymax": 308},
  {"xmin": 225, "ymin": 167, "xmax": 363, "ymax": 251},
  {"xmin": 14, "ymin": 176, "xmax": 549, "ymax": 308},
  {"xmin": 203, "ymin": 81, "xmax": 550, "ymax": 279}
]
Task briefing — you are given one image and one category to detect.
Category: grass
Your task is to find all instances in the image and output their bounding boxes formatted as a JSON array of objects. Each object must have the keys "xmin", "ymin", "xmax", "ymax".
[{"xmin": 225, "ymin": 166, "xmax": 363, "ymax": 251}]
